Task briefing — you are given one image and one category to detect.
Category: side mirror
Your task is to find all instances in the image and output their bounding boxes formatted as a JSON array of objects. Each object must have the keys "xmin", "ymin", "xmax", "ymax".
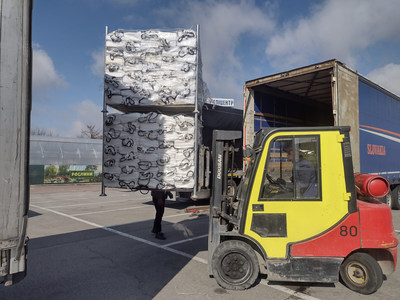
[{"xmin": 243, "ymin": 146, "xmax": 255, "ymax": 159}]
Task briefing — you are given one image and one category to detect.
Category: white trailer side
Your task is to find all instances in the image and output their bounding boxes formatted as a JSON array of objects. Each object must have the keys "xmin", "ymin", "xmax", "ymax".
[{"xmin": 0, "ymin": 0, "xmax": 32, "ymax": 285}]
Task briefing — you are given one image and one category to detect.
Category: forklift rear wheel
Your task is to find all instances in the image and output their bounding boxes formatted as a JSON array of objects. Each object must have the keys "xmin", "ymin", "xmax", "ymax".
[
  {"xmin": 212, "ymin": 240, "xmax": 259, "ymax": 290},
  {"xmin": 391, "ymin": 186, "xmax": 400, "ymax": 210},
  {"xmin": 339, "ymin": 252, "xmax": 383, "ymax": 295}
]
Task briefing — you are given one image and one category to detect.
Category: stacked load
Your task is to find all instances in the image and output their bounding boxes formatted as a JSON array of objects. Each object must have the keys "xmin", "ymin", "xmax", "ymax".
[
  {"xmin": 103, "ymin": 28, "xmax": 207, "ymax": 190},
  {"xmin": 104, "ymin": 28, "xmax": 208, "ymax": 109},
  {"xmin": 103, "ymin": 112, "xmax": 197, "ymax": 190}
]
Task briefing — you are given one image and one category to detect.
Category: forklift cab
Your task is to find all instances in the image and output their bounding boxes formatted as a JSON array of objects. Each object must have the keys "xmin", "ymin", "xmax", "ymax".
[
  {"xmin": 240, "ymin": 128, "xmax": 357, "ymax": 259},
  {"xmin": 209, "ymin": 127, "xmax": 397, "ymax": 295},
  {"xmin": 260, "ymin": 135, "xmax": 320, "ymax": 200}
]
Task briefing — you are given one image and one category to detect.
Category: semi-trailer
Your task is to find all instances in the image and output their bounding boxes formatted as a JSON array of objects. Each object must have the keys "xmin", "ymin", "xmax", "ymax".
[
  {"xmin": 243, "ymin": 59, "xmax": 400, "ymax": 209},
  {"xmin": 0, "ymin": 0, "xmax": 32, "ymax": 285}
]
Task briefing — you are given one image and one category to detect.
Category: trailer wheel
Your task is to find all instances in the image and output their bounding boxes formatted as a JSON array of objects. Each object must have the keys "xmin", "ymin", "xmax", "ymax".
[
  {"xmin": 212, "ymin": 240, "xmax": 259, "ymax": 290},
  {"xmin": 391, "ymin": 186, "xmax": 400, "ymax": 210},
  {"xmin": 379, "ymin": 192, "xmax": 392, "ymax": 208},
  {"xmin": 340, "ymin": 253, "xmax": 383, "ymax": 295}
]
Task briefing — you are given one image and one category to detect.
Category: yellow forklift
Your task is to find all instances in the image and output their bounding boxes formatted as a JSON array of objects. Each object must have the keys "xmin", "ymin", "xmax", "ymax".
[{"xmin": 208, "ymin": 127, "xmax": 398, "ymax": 295}]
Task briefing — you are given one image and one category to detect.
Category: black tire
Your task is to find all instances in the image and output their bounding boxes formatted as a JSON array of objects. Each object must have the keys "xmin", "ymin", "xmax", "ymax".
[
  {"xmin": 379, "ymin": 192, "xmax": 392, "ymax": 208},
  {"xmin": 391, "ymin": 186, "xmax": 400, "ymax": 210},
  {"xmin": 212, "ymin": 240, "xmax": 259, "ymax": 290},
  {"xmin": 340, "ymin": 253, "xmax": 383, "ymax": 295}
]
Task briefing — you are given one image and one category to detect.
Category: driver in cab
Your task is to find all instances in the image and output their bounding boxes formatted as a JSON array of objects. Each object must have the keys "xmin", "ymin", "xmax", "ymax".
[
  {"xmin": 263, "ymin": 142, "xmax": 318, "ymax": 199},
  {"xmin": 283, "ymin": 144, "xmax": 317, "ymax": 198}
]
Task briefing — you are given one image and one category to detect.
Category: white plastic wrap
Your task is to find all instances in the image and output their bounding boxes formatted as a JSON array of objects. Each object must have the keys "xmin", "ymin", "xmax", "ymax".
[
  {"xmin": 103, "ymin": 112, "xmax": 199, "ymax": 190},
  {"xmin": 105, "ymin": 29, "xmax": 208, "ymax": 108}
]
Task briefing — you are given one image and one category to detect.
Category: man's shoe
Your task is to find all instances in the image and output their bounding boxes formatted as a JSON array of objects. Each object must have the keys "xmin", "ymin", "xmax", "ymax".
[{"xmin": 155, "ymin": 232, "xmax": 166, "ymax": 240}]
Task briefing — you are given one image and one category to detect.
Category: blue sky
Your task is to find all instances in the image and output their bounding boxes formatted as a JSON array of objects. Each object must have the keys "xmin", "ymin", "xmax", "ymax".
[{"xmin": 32, "ymin": 0, "xmax": 400, "ymax": 137}]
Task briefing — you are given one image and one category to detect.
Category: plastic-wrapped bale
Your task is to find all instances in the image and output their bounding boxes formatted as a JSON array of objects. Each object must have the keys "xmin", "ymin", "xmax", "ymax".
[
  {"xmin": 103, "ymin": 112, "xmax": 200, "ymax": 190},
  {"xmin": 105, "ymin": 28, "xmax": 209, "ymax": 109}
]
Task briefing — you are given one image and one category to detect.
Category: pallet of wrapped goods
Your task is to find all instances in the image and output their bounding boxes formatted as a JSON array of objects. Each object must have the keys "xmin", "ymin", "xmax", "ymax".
[
  {"xmin": 104, "ymin": 28, "xmax": 209, "ymax": 110},
  {"xmin": 103, "ymin": 111, "xmax": 200, "ymax": 190}
]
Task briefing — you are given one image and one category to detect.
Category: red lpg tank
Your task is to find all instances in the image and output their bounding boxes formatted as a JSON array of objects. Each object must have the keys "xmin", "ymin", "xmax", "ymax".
[{"xmin": 354, "ymin": 173, "xmax": 390, "ymax": 198}]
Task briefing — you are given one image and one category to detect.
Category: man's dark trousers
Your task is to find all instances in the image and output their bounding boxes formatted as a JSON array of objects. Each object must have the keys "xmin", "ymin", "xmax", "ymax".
[{"xmin": 152, "ymin": 197, "xmax": 165, "ymax": 233}]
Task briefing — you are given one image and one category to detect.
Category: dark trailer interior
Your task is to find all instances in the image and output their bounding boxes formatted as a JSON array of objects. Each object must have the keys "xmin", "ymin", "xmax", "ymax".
[
  {"xmin": 243, "ymin": 59, "xmax": 400, "ymax": 205},
  {"xmin": 245, "ymin": 60, "xmax": 338, "ymax": 130},
  {"xmin": 243, "ymin": 59, "xmax": 362, "ymax": 170}
]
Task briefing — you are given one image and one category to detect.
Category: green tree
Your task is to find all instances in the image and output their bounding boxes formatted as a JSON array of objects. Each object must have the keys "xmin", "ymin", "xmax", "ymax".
[
  {"xmin": 58, "ymin": 165, "xmax": 70, "ymax": 176},
  {"xmin": 44, "ymin": 165, "xmax": 57, "ymax": 178}
]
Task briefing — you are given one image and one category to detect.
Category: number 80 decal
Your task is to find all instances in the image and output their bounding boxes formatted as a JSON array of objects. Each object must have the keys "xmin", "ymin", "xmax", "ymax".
[{"xmin": 340, "ymin": 225, "xmax": 358, "ymax": 237}]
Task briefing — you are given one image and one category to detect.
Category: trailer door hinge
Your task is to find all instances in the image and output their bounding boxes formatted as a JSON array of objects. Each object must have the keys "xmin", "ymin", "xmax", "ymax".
[{"xmin": 337, "ymin": 134, "xmax": 345, "ymax": 143}]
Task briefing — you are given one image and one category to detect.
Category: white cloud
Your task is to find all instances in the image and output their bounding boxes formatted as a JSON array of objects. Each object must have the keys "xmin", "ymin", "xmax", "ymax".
[
  {"xmin": 91, "ymin": 48, "xmax": 105, "ymax": 77},
  {"xmin": 67, "ymin": 100, "xmax": 103, "ymax": 137},
  {"xmin": 158, "ymin": 0, "xmax": 275, "ymax": 106},
  {"xmin": 33, "ymin": 46, "xmax": 67, "ymax": 95},
  {"xmin": 265, "ymin": 0, "xmax": 400, "ymax": 69},
  {"xmin": 367, "ymin": 64, "xmax": 400, "ymax": 97}
]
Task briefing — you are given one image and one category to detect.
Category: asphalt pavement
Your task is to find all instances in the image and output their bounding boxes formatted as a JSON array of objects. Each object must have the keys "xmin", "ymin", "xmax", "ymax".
[{"xmin": 0, "ymin": 184, "xmax": 399, "ymax": 300}]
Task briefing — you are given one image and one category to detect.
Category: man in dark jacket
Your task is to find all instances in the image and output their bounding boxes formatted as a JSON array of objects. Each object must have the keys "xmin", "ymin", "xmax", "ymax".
[
  {"xmin": 151, "ymin": 190, "xmax": 173, "ymax": 240},
  {"xmin": 285, "ymin": 144, "xmax": 317, "ymax": 198}
]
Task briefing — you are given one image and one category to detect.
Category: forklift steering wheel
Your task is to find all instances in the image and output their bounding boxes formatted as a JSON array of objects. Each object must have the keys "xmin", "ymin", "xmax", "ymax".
[{"xmin": 266, "ymin": 174, "xmax": 287, "ymax": 190}]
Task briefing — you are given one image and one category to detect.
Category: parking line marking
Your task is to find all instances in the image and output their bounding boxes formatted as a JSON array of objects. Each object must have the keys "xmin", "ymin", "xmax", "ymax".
[
  {"xmin": 72, "ymin": 205, "xmax": 150, "ymax": 216},
  {"xmin": 73, "ymin": 209, "xmax": 194, "ymax": 219},
  {"xmin": 260, "ymin": 281, "xmax": 320, "ymax": 300},
  {"xmin": 43, "ymin": 199, "xmax": 136, "ymax": 209},
  {"xmin": 31, "ymin": 198, "xmax": 77, "ymax": 205},
  {"xmin": 164, "ymin": 212, "xmax": 194, "ymax": 219},
  {"xmin": 164, "ymin": 234, "xmax": 208, "ymax": 247},
  {"xmin": 31, "ymin": 195, "xmax": 136, "ymax": 205},
  {"xmin": 31, "ymin": 204, "xmax": 321, "ymax": 300},
  {"xmin": 31, "ymin": 204, "xmax": 207, "ymax": 265}
]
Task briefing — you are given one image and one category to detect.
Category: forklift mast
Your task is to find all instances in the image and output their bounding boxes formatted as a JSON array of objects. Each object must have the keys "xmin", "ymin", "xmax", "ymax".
[{"xmin": 208, "ymin": 130, "xmax": 242, "ymax": 273}]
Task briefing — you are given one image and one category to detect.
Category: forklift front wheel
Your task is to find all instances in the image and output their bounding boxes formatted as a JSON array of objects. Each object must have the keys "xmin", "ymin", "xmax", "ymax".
[
  {"xmin": 339, "ymin": 252, "xmax": 383, "ymax": 295},
  {"xmin": 212, "ymin": 240, "xmax": 259, "ymax": 290}
]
